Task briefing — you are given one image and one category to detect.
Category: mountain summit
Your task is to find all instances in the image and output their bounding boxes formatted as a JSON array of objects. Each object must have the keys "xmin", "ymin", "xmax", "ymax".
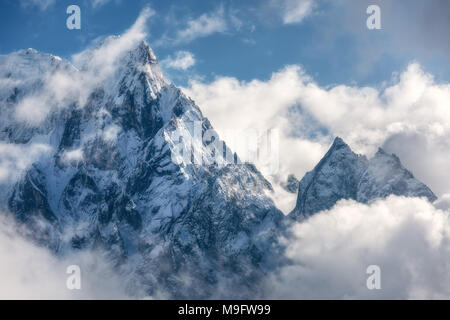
[
  {"xmin": 0, "ymin": 41, "xmax": 284, "ymax": 298},
  {"xmin": 0, "ymin": 41, "xmax": 438, "ymax": 298},
  {"xmin": 290, "ymin": 137, "xmax": 437, "ymax": 220}
]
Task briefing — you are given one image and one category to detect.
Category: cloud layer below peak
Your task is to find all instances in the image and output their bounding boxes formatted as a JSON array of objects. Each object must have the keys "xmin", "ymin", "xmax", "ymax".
[
  {"xmin": 183, "ymin": 62, "xmax": 450, "ymax": 214},
  {"xmin": 265, "ymin": 196, "xmax": 450, "ymax": 299}
]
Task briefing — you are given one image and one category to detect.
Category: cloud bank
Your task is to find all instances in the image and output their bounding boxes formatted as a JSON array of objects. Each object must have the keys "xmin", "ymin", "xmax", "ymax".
[
  {"xmin": 183, "ymin": 62, "xmax": 450, "ymax": 212},
  {"xmin": 266, "ymin": 196, "xmax": 450, "ymax": 299},
  {"xmin": 0, "ymin": 216, "xmax": 129, "ymax": 299},
  {"xmin": 3, "ymin": 4, "xmax": 450, "ymax": 299}
]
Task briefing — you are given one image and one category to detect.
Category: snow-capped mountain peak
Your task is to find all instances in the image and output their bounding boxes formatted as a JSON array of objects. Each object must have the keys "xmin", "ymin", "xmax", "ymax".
[
  {"xmin": 1, "ymin": 43, "xmax": 284, "ymax": 298},
  {"xmin": 290, "ymin": 137, "xmax": 436, "ymax": 220},
  {"xmin": 0, "ymin": 42, "xmax": 438, "ymax": 298}
]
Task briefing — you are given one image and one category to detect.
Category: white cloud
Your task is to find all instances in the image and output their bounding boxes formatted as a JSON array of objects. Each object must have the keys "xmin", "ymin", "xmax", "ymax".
[
  {"xmin": 182, "ymin": 66, "xmax": 328, "ymax": 212},
  {"xmin": 170, "ymin": 9, "xmax": 228, "ymax": 45},
  {"xmin": 91, "ymin": 0, "xmax": 120, "ymax": 8},
  {"xmin": 0, "ymin": 216, "xmax": 129, "ymax": 299},
  {"xmin": 161, "ymin": 51, "xmax": 196, "ymax": 70},
  {"xmin": 12, "ymin": 8, "xmax": 154, "ymax": 127},
  {"xmin": 265, "ymin": 196, "xmax": 450, "ymax": 299},
  {"xmin": 273, "ymin": 0, "xmax": 316, "ymax": 24},
  {"xmin": 0, "ymin": 143, "xmax": 52, "ymax": 185},
  {"xmin": 20, "ymin": 0, "xmax": 55, "ymax": 10},
  {"xmin": 72, "ymin": 7, "xmax": 154, "ymax": 80},
  {"xmin": 62, "ymin": 148, "xmax": 84, "ymax": 165},
  {"xmin": 102, "ymin": 124, "xmax": 121, "ymax": 142},
  {"xmin": 182, "ymin": 65, "xmax": 326, "ymax": 177},
  {"xmin": 296, "ymin": 63, "xmax": 450, "ymax": 197},
  {"xmin": 183, "ymin": 63, "xmax": 450, "ymax": 212}
]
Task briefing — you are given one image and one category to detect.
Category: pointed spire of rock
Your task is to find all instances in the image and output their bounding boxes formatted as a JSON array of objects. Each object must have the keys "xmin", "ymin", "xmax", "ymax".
[
  {"xmin": 289, "ymin": 137, "xmax": 436, "ymax": 220},
  {"xmin": 331, "ymin": 136, "xmax": 347, "ymax": 148}
]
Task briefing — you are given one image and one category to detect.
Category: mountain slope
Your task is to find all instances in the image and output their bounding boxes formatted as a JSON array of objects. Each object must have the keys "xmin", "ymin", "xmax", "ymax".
[
  {"xmin": 290, "ymin": 137, "xmax": 437, "ymax": 220},
  {"xmin": 0, "ymin": 41, "xmax": 284, "ymax": 298},
  {"xmin": 0, "ymin": 41, "xmax": 439, "ymax": 299}
]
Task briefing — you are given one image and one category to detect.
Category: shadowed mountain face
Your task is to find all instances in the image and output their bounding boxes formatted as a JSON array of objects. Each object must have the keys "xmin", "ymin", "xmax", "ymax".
[
  {"xmin": 0, "ymin": 41, "xmax": 284, "ymax": 298},
  {"xmin": 290, "ymin": 137, "xmax": 437, "ymax": 220},
  {"xmin": 282, "ymin": 174, "xmax": 300, "ymax": 194},
  {"xmin": 0, "ymin": 41, "xmax": 438, "ymax": 298}
]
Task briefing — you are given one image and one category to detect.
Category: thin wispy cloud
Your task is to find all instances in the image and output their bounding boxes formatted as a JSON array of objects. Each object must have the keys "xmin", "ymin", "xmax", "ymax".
[
  {"xmin": 176, "ymin": 9, "xmax": 227, "ymax": 44},
  {"xmin": 157, "ymin": 7, "xmax": 228, "ymax": 46},
  {"xmin": 272, "ymin": 0, "xmax": 316, "ymax": 24},
  {"xmin": 19, "ymin": 0, "xmax": 121, "ymax": 10},
  {"xmin": 11, "ymin": 7, "xmax": 154, "ymax": 127},
  {"xmin": 19, "ymin": 0, "xmax": 55, "ymax": 11},
  {"xmin": 91, "ymin": 0, "xmax": 121, "ymax": 9},
  {"xmin": 161, "ymin": 51, "xmax": 195, "ymax": 70}
]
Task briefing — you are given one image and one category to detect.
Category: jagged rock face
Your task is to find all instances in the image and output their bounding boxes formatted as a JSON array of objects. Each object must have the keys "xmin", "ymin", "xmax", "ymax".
[
  {"xmin": 0, "ymin": 41, "xmax": 284, "ymax": 298},
  {"xmin": 0, "ymin": 41, "xmax": 439, "ymax": 298},
  {"xmin": 357, "ymin": 148, "xmax": 437, "ymax": 203},
  {"xmin": 0, "ymin": 49, "xmax": 77, "ymax": 144},
  {"xmin": 290, "ymin": 137, "xmax": 437, "ymax": 220},
  {"xmin": 282, "ymin": 174, "xmax": 299, "ymax": 193},
  {"xmin": 291, "ymin": 138, "xmax": 368, "ymax": 218}
]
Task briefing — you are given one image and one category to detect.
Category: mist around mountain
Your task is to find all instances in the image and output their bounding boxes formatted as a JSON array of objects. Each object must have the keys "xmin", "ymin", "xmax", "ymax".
[
  {"xmin": 290, "ymin": 137, "xmax": 437, "ymax": 220},
  {"xmin": 0, "ymin": 36, "xmax": 287, "ymax": 298},
  {"xmin": 0, "ymin": 11, "xmax": 448, "ymax": 300}
]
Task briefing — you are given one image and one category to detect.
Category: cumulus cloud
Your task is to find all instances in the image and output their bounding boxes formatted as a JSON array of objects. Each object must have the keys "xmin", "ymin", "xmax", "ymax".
[
  {"xmin": 182, "ymin": 65, "xmax": 327, "ymax": 175},
  {"xmin": 265, "ymin": 196, "xmax": 450, "ymax": 299},
  {"xmin": 161, "ymin": 51, "xmax": 196, "ymax": 70},
  {"xmin": 182, "ymin": 66, "xmax": 326, "ymax": 212},
  {"xmin": 0, "ymin": 216, "xmax": 129, "ymax": 299},
  {"xmin": 183, "ymin": 62, "xmax": 450, "ymax": 212},
  {"xmin": 297, "ymin": 63, "xmax": 450, "ymax": 197}
]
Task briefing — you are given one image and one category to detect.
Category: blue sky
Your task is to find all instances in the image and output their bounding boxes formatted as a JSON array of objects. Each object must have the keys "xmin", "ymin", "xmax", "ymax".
[{"xmin": 1, "ymin": 0, "xmax": 449, "ymax": 88}]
